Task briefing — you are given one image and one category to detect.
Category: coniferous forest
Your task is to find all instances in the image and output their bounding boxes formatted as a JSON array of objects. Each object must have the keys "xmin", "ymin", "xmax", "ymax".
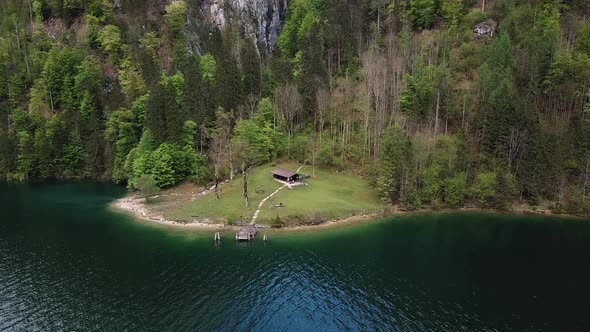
[{"xmin": 1, "ymin": 0, "xmax": 590, "ymax": 215}]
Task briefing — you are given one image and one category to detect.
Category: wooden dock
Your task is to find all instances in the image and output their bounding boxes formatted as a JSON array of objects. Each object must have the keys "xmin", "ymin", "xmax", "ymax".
[{"xmin": 236, "ymin": 224, "xmax": 257, "ymax": 241}]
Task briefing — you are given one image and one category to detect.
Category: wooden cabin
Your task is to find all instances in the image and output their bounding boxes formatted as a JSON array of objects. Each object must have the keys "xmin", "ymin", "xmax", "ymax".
[{"xmin": 271, "ymin": 168, "xmax": 300, "ymax": 183}]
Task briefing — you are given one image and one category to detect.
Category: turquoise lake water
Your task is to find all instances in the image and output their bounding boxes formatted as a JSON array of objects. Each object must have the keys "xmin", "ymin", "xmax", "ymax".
[{"xmin": 0, "ymin": 182, "xmax": 589, "ymax": 331}]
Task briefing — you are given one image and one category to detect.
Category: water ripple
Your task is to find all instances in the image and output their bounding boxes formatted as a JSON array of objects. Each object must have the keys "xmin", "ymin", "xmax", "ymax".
[{"xmin": 1, "ymin": 183, "xmax": 590, "ymax": 331}]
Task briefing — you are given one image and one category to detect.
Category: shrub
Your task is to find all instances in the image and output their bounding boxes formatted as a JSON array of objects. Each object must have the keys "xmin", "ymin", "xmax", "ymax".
[
  {"xmin": 270, "ymin": 215, "xmax": 283, "ymax": 228},
  {"xmin": 135, "ymin": 174, "xmax": 160, "ymax": 202},
  {"xmin": 473, "ymin": 172, "xmax": 496, "ymax": 207},
  {"xmin": 446, "ymin": 173, "xmax": 468, "ymax": 208},
  {"xmin": 129, "ymin": 141, "xmax": 207, "ymax": 188}
]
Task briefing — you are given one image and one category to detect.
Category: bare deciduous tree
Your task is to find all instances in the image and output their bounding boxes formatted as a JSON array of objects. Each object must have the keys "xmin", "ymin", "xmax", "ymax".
[
  {"xmin": 508, "ymin": 128, "xmax": 527, "ymax": 174},
  {"xmin": 274, "ymin": 84, "xmax": 304, "ymax": 141},
  {"xmin": 362, "ymin": 51, "xmax": 389, "ymax": 158},
  {"xmin": 316, "ymin": 88, "xmax": 330, "ymax": 145},
  {"xmin": 208, "ymin": 109, "xmax": 232, "ymax": 199}
]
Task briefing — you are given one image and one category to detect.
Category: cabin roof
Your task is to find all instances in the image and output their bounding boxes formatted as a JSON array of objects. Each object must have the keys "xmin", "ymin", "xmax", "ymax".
[{"xmin": 271, "ymin": 168, "xmax": 298, "ymax": 178}]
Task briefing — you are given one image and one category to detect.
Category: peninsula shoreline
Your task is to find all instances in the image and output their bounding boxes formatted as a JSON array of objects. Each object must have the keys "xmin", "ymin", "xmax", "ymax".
[{"xmin": 110, "ymin": 194, "xmax": 589, "ymax": 233}]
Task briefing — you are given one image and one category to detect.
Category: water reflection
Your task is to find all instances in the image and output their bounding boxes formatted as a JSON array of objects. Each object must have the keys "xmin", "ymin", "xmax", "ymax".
[{"xmin": 0, "ymin": 183, "xmax": 589, "ymax": 331}]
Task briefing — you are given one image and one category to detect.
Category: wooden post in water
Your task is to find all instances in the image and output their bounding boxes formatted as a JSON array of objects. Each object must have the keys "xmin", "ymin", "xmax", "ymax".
[{"xmin": 263, "ymin": 234, "xmax": 268, "ymax": 242}]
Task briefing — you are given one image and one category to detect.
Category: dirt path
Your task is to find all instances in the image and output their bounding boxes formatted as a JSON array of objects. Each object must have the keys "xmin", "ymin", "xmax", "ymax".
[
  {"xmin": 250, "ymin": 185, "xmax": 286, "ymax": 224},
  {"xmin": 250, "ymin": 165, "xmax": 306, "ymax": 224}
]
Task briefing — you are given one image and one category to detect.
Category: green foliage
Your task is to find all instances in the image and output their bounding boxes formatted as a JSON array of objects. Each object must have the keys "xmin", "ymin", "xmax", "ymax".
[
  {"xmin": 241, "ymin": 39, "xmax": 262, "ymax": 98},
  {"xmin": 266, "ymin": 56, "xmax": 293, "ymax": 93},
  {"xmin": 1, "ymin": 0, "xmax": 590, "ymax": 217},
  {"xmin": 316, "ymin": 138, "xmax": 339, "ymax": 167},
  {"xmin": 409, "ymin": 0, "xmax": 437, "ymax": 30},
  {"xmin": 164, "ymin": 1, "xmax": 187, "ymax": 36},
  {"xmin": 131, "ymin": 142, "xmax": 206, "ymax": 188},
  {"xmin": 41, "ymin": 46, "xmax": 84, "ymax": 111},
  {"xmin": 62, "ymin": 134, "xmax": 85, "ymax": 178},
  {"xmin": 135, "ymin": 174, "xmax": 160, "ymax": 202},
  {"xmin": 87, "ymin": 0, "xmax": 113, "ymax": 22},
  {"xmin": 478, "ymin": 32, "xmax": 520, "ymax": 157},
  {"xmin": 75, "ymin": 56, "xmax": 103, "ymax": 95},
  {"xmin": 421, "ymin": 165, "xmax": 444, "ymax": 206},
  {"xmin": 271, "ymin": 215, "xmax": 283, "ymax": 228},
  {"xmin": 106, "ymin": 95, "xmax": 147, "ymax": 183},
  {"xmin": 139, "ymin": 32, "xmax": 161, "ymax": 58},
  {"xmin": 296, "ymin": 22, "xmax": 327, "ymax": 115},
  {"xmin": 473, "ymin": 172, "xmax": 496, "ymax": 207},
  {"xmin": 278, "ymin": 0, "xmax": 322, "ymax": 57},
  {"xmin": 98, "ymin": 25, "xmax": 123, "ymax": 59},
  {"xmin": 446, "ymin": 173, "xmax": 467, "ymax": 208},
  {"xmin": 441, "ymin": 0, "xmax": 464, "ymax": 27},
  {"xmin": 183, "ymin": 120, "xmax": 197, "ymax": 148},
  {"xmin": 216, "ymin": 46, "xmax": 242, "ymax": 112},
  {"xmin": 200, "ymin": 53, "xmax": 217, "ymax": 82},
  {"xmin": 378, "ymin": 126, "xmax": 412, "ymax": 204},
  {"xmin": 86, "ymin": 15, "xmax": 100, "ymax": 47},
  {"xmin": 119, "ymin": 59, "xmax": 147, "ymax": 101},
  {"xmin": 576, "ymin": 21, "xmax": 590, "ymax": 56},
  {"xmin": 400, "ymin": 65, "xmax": 435, "ymax": 120},
  {"xmin": 32, "ymin": 0, "xmax": 44, "ymax": 21},
  {"xmin": 289, "ymin": 135, "xmax": 309, "ymax": 163},
  {"xmin": 232, "ymin": 120, "xmax": 274, "ymax": 165},
  {"xmin": 146, "ymin": 73, "xmax": 186, "ymax": 145},
  {"xmin": 46, "ymin": 0, "xmax": 83, "ymax": 21}
]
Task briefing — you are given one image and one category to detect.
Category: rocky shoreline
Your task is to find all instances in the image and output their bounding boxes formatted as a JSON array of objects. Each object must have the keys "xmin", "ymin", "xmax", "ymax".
[{"xmin": 111, "ymin": 193, "xmax": 588, "ymax": 234}]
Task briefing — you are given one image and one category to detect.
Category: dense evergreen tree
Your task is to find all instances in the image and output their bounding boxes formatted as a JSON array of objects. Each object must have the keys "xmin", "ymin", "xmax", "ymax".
[
  {"xmin": 241, "ymin": 38, "xmax": 262, "ymax": 100},
  {"xmin": 146, "ymin": 73, "xmax": 185, "ymax": 145},
  {"xmin": 0, "ymin": 0, "xmax": 588, "ymax": 215}
]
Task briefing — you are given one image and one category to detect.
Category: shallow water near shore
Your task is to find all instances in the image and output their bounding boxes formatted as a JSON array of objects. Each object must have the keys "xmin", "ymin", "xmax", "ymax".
[{"xmin": 1, "ymin": 181, "xmax": 589, "ymax": 331}]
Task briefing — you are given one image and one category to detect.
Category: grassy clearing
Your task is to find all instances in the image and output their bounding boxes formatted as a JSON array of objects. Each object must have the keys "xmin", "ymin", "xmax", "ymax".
[
  {"xmin": 160, "ymin": 162, "xmax": 384, "ymax": 226},
  {"xmin": 256, "ymin": 166, "xmax": 384, "ymax": 226}
]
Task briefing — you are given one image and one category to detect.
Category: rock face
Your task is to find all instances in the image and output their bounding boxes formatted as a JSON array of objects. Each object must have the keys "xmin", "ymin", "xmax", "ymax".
[
  {"xmin": 199, "ymin": 0, "xmax": 287, "ymax": 51},
  {"xmin": 473, "ymin": 20, "xmax": 497, "ymax": 37}
]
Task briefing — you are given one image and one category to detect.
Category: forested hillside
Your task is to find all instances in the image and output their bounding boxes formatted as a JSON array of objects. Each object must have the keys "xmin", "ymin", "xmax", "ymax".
[{"xmin": 1, "ymin": 0, "xmax": 590, "ymax": 215}]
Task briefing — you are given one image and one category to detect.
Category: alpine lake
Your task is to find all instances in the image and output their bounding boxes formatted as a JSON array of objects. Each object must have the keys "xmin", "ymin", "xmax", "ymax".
[{"xmin": 0, "ymin": 181, "xmax": 589, "ymax": 331}]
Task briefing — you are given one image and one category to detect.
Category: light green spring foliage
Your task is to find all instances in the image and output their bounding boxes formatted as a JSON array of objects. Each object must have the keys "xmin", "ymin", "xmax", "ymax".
[
  {"xmin": 441, "ymin": 0, "xmax": 464, "ymax": 27},
  {"xmin": 119, "ymin": 59, "xmax": 147, "ymax": 101},
  {"xmin": 400, "ymin": 64, "xmax": 435, "ymax": 120},
  {"xmin": 474, "ymin": 172, "xmax": 497, "ymax": 207},
  {"xmin": 277, "ymin": 0, "xmax": 323, "ymax": 57},
  {"xmin": 87, "ymin": 0, "xmax": 113, "ymax": 23},
  {"xmin": 409, "ymin": 0, "xmax": 436, "ymax": 30},
  {"xmin": 543, "ymin": 49, "xmax": 590, "ymax": 95},
  {"xmin": 98, "ymin": 25, "xmax": 123, "ymax": 58},
  {"xmin": 446, "ymin": 173, "xmax": 468, "ymax": 208},
  {"xmin": 231, "ymin": 98, "xmax": 286, "ymax": 166},
  {"xmin": 183, "ymin": 120, "xmax": 198, "ymax": 147},
  {"xmin": 32, "ymin": 0, "xmax": 43, "ymax": 21},
  {"xmin": 377, "ymin": 126, "xmax": 412, "ymax": 204},
  {"xmin": 576, "ymin": 21, "xmax": 590, "ymax": 56},
  {"xmin": 164, "ymin": 0, "xmax": 187, "ymax": 36},
  {"xmin": 200, "ymin": 53, "xmax": 217, "ymax": 81},
  {"xmin": 63, "ymin": 133, "xmax": 85, "ymax": 178},
  {"xmin": 107, "ymin": 95, "xmax": 148, "ymax": 183},
  {"xmin": 135, "ymin": 174, "xmax": 160, "ymax": 202},
  {"xmin": 139, "ymin": 32, "xmax": 161, "ymax": 58},
  {"xmin": 1, "ymin": 0, "xmax": 590, "ymax": 216}
]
